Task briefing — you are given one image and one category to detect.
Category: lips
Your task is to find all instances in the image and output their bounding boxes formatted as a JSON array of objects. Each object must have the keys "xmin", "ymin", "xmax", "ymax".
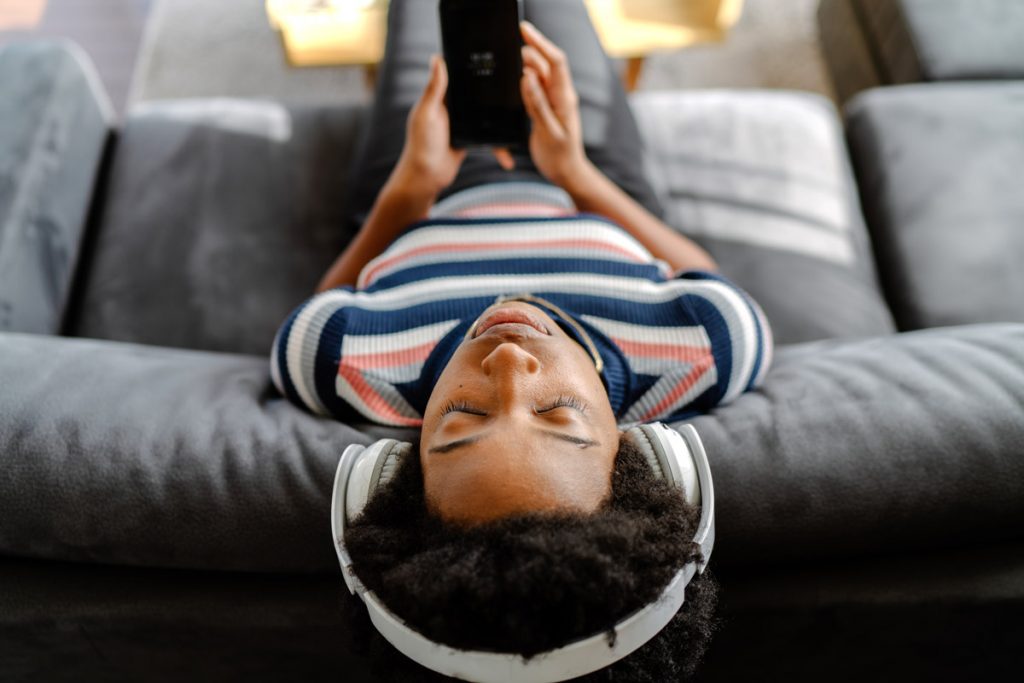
[{"xmin": 472, "ymin": 307, "xmax": 551, "ymax": 338}]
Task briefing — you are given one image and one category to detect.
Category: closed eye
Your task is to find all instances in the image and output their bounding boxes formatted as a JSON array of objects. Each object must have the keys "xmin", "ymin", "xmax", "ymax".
[
  {"xmin": 440, "ymin": 400, "xmax": 487, "ymax": 416},
  {"xmin": 440, "ymin": 396, "xmax": 588, "ymax": 416},
  {"xmin": 537, "ymin": 395, "xmax": 588, "ymax": 414}
]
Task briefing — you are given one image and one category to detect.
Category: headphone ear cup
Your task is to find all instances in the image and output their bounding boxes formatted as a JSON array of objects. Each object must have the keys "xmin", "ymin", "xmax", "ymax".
[
  {"xmin": 624, "ymin": 425, "xmax": 669, "ymax": 481},
  {"xmin": 625, "ymin": 423, "xmax": 701, "ymax": 506},
  {"xmin": 344, "ymin": 440, "xmax": 413, "ymax": 522},
  {"xmin": 373, "ymin": 440, "xmax": 412, "ymax": 492}
]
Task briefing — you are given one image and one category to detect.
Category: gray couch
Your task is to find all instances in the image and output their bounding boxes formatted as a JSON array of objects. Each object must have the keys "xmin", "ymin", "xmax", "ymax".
[{"xmin": 2, "ymin": 25, "xmax": 1023, "ymax": 681}]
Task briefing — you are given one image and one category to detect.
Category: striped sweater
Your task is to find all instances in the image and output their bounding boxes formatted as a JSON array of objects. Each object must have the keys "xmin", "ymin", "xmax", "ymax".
[{"xmin": 271, "ymin": 182, "xmax": 773, "ymax": 427}]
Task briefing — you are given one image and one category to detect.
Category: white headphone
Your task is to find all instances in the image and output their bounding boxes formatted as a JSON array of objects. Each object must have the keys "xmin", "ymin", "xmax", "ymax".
[{"xmin": 330, "ymin": 422, "xmax": 715, "ymax": 683}]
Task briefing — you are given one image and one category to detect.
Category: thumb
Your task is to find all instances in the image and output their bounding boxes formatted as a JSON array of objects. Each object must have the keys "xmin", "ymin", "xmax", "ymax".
[{"xmin": 493, "ymin": 148, "xmax": 515, "ymax": 170}]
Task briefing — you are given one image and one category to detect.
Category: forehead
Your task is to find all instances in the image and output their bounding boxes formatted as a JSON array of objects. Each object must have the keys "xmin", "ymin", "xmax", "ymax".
[{"xmin": 421, "ymin": 428, "xmax": 616, "ymax": 524}]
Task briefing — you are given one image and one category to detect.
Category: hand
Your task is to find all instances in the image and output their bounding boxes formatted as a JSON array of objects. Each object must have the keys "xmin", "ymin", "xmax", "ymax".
[
  {"xmin": 519, "ymin": 21, "xmax": 591, "ymax": 188},
  {"xmin": 396, "ymin": 55, "xmax": 467, "ymax": 197},
  {"xmin": 396, "ymin": 55, "xmax": 517, "ymax": 196}
]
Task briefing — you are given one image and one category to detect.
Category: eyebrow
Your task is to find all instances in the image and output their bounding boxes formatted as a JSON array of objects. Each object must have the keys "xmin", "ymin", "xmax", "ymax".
[{"xmin": 428, "ymin": 431, "xmax": 600, "ymax": 455}]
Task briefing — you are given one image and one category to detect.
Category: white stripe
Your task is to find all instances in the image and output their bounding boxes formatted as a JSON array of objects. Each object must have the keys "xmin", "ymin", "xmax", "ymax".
[
  {"xmin": 342, "ymin": 319, "xmax": 460, "ymax": 355},
  {"xmin": 372, "ymin": 220, "xmax": 653, "ymax": 263},
  {"xmin": 335, "ymin": 372, "xmax": 421, "ymax": 424},
  {"xmin": 627, "ymin": 356, "xmax": 695, "ymax": 376},
  {"xmin": 284, "ymin": 290, "xmax": 355, "ymax": 415},
  {"xmin": 346, "ymin": 359, "xmax": 430, "ymax": 385},
  {"xmin": 360, "ymin": 221, "xmax": 655, "ymax": 288},
  {"xmin": 337, "ymin": 273, "xmax": 721, "ymax": 311},
  {"xmin": 431, "ymin": 182, "xmax": 573, "ymax": 217},
  {"xmin": 622, "ymin": 365, "xmax": 718, "ymax": 423},
  {"xmin": 364, "ymin": 245, "xmax": 655, "ymax": 286},
  {"xmin": 750, "ymin": 297, "xmax": 774, "ymax": 387},
  {"xmin": 579, "ymin": 315, "xmax": 709, "ymax": 346},
  {"xmin": 666, "ymin": 279, "xmax": 757, "ymax": 403}
]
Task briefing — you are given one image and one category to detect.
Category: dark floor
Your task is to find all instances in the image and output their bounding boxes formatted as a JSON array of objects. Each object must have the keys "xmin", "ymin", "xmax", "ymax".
[{"xmin": 0, "ymin": 0, "xmax": 152, "ymax": 118}]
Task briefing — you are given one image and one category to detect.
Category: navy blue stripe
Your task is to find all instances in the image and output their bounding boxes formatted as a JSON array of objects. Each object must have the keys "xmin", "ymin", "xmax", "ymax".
[
  {"xmin": 683, "ymin": 295, "xmax": 733, "ymax": 407},
  {"xmin": 274, "ymin": 300, "xmax": 307, "ymax": 408},
  {"xmin": 337, "ymin": 291, "xmax": 710, "ymax": 332},
  {"xmin": 394, "ymin": 212, "xmax": 634, "ymax": 238},
  {"xmin": 367, "ymin": 257, "xmax": 667, "ymax": 291},
  {"xmin": 678, "ymin": 270, "xmax": 766, "ymax": 391},
  {"xmin": 335, "ymin": 297, "xmax": 495, "ymax": 332},
  {"xmin": 312, "ymin": 306, "xmax": 356, "ymax": 421}
]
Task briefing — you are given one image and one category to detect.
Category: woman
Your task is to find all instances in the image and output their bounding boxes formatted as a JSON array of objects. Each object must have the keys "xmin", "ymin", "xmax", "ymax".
[{"xmin": 272, "ymin": 0, "xmax": 770, "ymax": 677}]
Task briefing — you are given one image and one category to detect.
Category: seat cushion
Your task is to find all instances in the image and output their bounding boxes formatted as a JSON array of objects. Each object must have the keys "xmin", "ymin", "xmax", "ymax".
[
  {"xmin": 6, "ymin": 322, "xmax": 1022, "ymax": 573},
  {"xmin": 0, "ymin": 332, "xmax": 371, "ymax": 573},
  {"xmin": 683, "ymin": 322, "xmax": 1024, "ymax": 568},
  {"xmin": 846, "ymin": 82, "xmax": 1024, "ymax": 330},
  {"xmin": 70, "ymin": 99, "xmax": 365, "ymax": 356},
  {"xmin": 633, "ymin": 90, "xmax": 895, "ymax": 345}
]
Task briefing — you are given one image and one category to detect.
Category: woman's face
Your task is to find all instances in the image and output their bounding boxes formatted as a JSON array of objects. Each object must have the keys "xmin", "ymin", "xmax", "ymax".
[{"xmin": 420, "ymin": 301, "xmax": 620, "ymax": 525}]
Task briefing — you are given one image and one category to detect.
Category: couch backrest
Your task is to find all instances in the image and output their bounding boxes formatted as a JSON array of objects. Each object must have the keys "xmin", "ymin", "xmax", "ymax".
[
  {"xmin": 69, "ymin": 98, "xmax": 365, "ymax": 356},
  {"xmin": 632, "ymin": 90, "xmax": 896, "ymax": 345},
  {"xmin": 70, "ymin": 90, "xmax": 896, "ymax": 354}
]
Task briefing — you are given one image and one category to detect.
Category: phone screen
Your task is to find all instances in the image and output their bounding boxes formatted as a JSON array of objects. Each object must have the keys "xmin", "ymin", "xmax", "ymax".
[{"xmin": 440, "ymin": 0, "xmax": 527, "ymax": 147}]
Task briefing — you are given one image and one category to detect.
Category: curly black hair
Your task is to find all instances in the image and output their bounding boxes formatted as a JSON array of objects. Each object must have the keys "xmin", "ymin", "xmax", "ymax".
[{"xmin": 342, "ymin": 435, "xmax": 720, "ymax": 682}]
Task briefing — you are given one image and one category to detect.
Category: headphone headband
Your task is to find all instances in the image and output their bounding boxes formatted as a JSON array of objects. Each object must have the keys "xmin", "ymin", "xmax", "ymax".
[{"xmin": 330, "ymin": 423, "xmax": 715, "ymax": 681}]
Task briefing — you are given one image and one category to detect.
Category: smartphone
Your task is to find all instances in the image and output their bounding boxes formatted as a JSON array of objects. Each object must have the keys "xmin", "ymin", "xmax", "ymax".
[{"xmin": 439, "ymin": 0, "xmax": 529, "ymax": 148}]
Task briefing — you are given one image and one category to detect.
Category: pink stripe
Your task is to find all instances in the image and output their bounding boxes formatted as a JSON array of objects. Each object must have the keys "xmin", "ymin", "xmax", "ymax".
[
  {"xmin": 638, "ymin": 353, "xmax": 715, "ymax": 422},
  {"xmin": 338, "ymin": 365, "xmax": 422, "ymax": 427},
  {"xmin": 453, "ymin": 203, "xmax": 571, "ymax": 218},
  {"xmin": 362, "ymin": 238, "xmax": 644, "ymax": 287},
  {"xmin": 342, "ymin": 340, "xmax": 436, "ymax": 370},
  {"xmin": 613, "ymin": 338, "xmax": 709, "ymax": 361}
]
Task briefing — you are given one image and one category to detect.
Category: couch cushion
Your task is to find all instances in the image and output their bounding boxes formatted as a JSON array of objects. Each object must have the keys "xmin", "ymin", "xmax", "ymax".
[
  {"xmin": 683, "ymin": 322, "xmax": 1024, "ymax": 567},
  {"xmin": 819, "ymin": 0, "xmax": 1024, "ymax": 104},
  {"xmin": 0, "ymin": 41, "xmax": 112, "ymax": 335},
  {"xmin": 70, "ymin": 99, "xmax": 365, "ymax": 356},
  {"xmin": 633, "ymin": 90, "xmax": 895, "ymax": 345},
  {"xmin": 5, "ymin": 323, "xmax": 1022, "ymax": 573},
  {"xmin": 0, "ymin": 332, "xmax": 370, "ymax": 573},
  {"xmin": 846, "ymin": 82, "xmax": 1024, "ymax": 330},
  {"xmin": 895, "ymin": 0, "xmax": 1024, "ymax": 80}
]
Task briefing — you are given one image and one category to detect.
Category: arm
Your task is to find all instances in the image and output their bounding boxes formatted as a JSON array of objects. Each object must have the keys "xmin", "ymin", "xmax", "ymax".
[
  {"xmin": 317, "ymin": 56, "xmax": 472, "ymax": 293},
  {"xmin": 316, "ymin": 166, "xmax": 436, "ymax": 292},
  {"xmin": 519, "ymin": 22, "xmax": 717, "ymax": 273},
  {"xmin": 560, "ymin": 161, "xmax": 718, "ymax": 273}
]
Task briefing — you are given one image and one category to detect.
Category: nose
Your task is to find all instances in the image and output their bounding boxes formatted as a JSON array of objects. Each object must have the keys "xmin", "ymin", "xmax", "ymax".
[{"xmin": 481, "ymin": 342, "xmax": 541, "ymax": 377}]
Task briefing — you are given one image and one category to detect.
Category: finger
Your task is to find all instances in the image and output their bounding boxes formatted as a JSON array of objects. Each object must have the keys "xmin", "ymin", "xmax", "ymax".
[
  {"xmin": 521, "ymin": 68, "xmax": 563, "ymax": 135},
  {"xmin": 423, "ymin": 54, "xmax": 447, "ymax": 104},
  {"xmin": 520, "ymin": 22, "xmax": 572, "ymax": 87},
  {"xmin": 521, "ymin": 45, "xmax": 551, "ymax": 84},
  {"xmin": 493, "ymin": 147, "xmax": 515, "ymax": 170}
]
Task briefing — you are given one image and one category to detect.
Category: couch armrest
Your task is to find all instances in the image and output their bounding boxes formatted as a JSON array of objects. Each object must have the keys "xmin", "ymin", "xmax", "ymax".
[
  {"xmin": 0, "ymin": 333, "xmax": 370, "ymax": 573},
  {"xmin": 0, "ymin": 41, "xmax": 113, "ymax": 335},
  {"xmin": 686, "ymin": 323, "xmax": 1024, "ymax": 568}
]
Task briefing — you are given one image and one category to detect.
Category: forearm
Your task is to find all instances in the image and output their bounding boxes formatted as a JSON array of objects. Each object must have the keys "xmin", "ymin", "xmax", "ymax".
[
  {"xmin": 562, "ymin": 161, "xmax": 718, "ymax": 273},
  {"xmin": 316, "ymin": 165, "xmax": 436, "ymax": 292}
]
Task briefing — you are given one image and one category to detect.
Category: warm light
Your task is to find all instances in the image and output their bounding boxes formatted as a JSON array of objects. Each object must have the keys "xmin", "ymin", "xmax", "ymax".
[
  {"xmin": 266, "ymin": 0, "xmax": 387, "ymax": 66},
  {"xmin": 265, "ymin": 0, "xmax": 743, "ymax": 68},
  {"xmin": 584, "ymin": 0, "xmax": 744, "ymax": 58},
  {"xmin": 0, "ymin": 0, "xmax": 47, "ymax": 31}
]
